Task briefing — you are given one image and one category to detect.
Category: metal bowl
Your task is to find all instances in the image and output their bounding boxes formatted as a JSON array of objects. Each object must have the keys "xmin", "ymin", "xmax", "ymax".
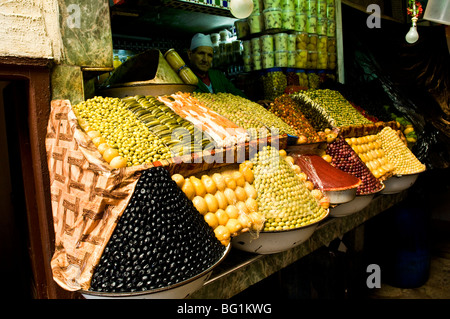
[
  {"xmin": 324, "ymin": 187, "xmax": 357, "ymax": 205},
  {"xmin": 232, "ymin": 210, "xmax": 329, "ymax": 254},
  {"xmin": 80, "ymin": 243, "xmax": 231, "ymax": 299},
  {"xmin": 380, "ymin": 172, "xmax": 421, "ymax": 195},
  {"xmin": 330, "ymin": 193, "xmax": 375, "ymax": 217}
]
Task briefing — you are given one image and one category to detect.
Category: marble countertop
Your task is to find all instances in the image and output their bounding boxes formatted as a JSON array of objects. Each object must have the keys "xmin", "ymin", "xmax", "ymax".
[{"xmin": 188, "ymin": 191, "xmax": 408, "ymax": 299}]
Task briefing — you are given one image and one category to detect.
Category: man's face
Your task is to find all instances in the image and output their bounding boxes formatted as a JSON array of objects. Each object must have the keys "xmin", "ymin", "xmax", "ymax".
[{"xmin": 188, "ymin": 46, "xmax": 214, "ymax": 74}]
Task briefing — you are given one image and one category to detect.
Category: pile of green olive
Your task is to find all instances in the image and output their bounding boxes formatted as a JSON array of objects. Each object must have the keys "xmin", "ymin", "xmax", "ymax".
[
  {"xmin": 73, "ymin": 96, "xmax": 172, "ymax": 167},
  {"xmin": 250, "ymin": 146, "xmax": 328, "ymax": 231}
]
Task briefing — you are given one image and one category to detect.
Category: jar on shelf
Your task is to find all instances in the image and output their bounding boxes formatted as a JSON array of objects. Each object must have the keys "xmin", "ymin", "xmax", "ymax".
[
  {"xmin": 317, "ymin": 35, "xmax": 327, "ymax": 52},
  {"xmin": 307, "ymin": 15, "xmax": 317, "ymax": 33},
  {"xmin": 295, "ymin": 49, "xmax": 308, "ymax": 68},
  {"xmin": 306, "ymin": 50, "xmax": 318, "ymax": 69},
  {"xmin": 282, "ymin": 10, "xmax": 296, "ymax": 30},
  {"xmin": 327, "ymin": 52, "xmax": 336, "ymax": 69},
  {"xmin": 235, "ymin": 19, "xmax": 250, "ymax": 39},
  {"xmin": 263, "ymin": 8, "xmax": 282, "ymax": 30},
  {"xmin": 286, "ymin": 68, "xmax": 300, "ymax": 85},
  {"xmin": 327, "ymin": 4, "xmax": 335, "ymax": 20},
  {"xmin": 295, "ymin": 13, "xmax": 307, "ymax": 32},
  {"xmin": 251, "ymin": 36, "xmax": 261, "ymax": 54},
  {"xmin": 262, "ymin": 51, "xmax": 275, "ymax": 69},
  {"xmin": 275, "ymin": 50, "xmax": 288, "ymax": 67},
  {"xmin": 248, "ymin": 13, "xmax": 264, "ymax": 34},
  {"xmin": 307, "ymin": 33, "xmax": 318, "ymax": 50},
  {"xmin": 211, "ymin": 33, "xmax": 220, "ymax": 45},
  {"xmin": 263, "ymin": 0, "xmax": 281, "ymax": 9},
  {"xmin": 288, "ymin": 50, "xmax": 296, "ymax": 67},
  {"xmin": 287, "ymin": 33, "xmax": 297, "ymax": 51},
  {"xmin": 294, "ymin": 0, "xmax": 307, "ymax": 13},
  {"xmin": 327, "ymin": 19, "xmax": 336, "ymax": 37},
  {"xmin": 307, "ymin": 0, "xmax": 318, "ymax": 16},
  {"xmin": 261, "ymin": 67, "xmax": 287, "ymax": 100},
  {"xmin": 317, "ymin": 18, "xmax": 327, "ymax": 36},
  {"xmin": 296, "ymin": 31, "xmax": 308, "ymax": 50},
  {"xmin": 317, "ymin": 0, "xmax": 327, "ymax": 18},
  {"xmin": 252, "ymin": 0, "xmax": 264, "ymax": 13},
  {"xmin": 260, "ymin": 34, "xmax": 274, "ymax": 52},
  {"xmin": 242, "ymin": 39, "xmax": 252, "ymax": 55},
  {"xmin": 327, "ymin": 36, "xmax": 336, "ymax": 53},
  {"xmin": 243, "ymin": 54, "xmax": 252, "ymax": 71},
  {"xmin": 281, "ymin": 0, "xmax": 295, "ymax": 10},
  {"xmin": 274, "ymin": 32, "xmax": 288, "ymax": 51},
  {"xmin": 252, "ymin": 52, "xmax": 262, "ymax": 70},
  {"xmin": 317, "ymin": 50, "xmax": 328, "ymax": 69},
  {"xmin": 297, "ymin": 69, "xmax": 309, "ymax": 87}
]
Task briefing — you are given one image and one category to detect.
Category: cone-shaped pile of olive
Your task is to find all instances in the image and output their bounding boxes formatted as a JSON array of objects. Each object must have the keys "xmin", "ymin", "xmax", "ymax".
[
  {"xmin": 89, "ymin": 166, "xmax": 225, "ymax": 293},
  {"xmin": 250, "ymin": 146, "xmax": 328, "ymax": 231}
]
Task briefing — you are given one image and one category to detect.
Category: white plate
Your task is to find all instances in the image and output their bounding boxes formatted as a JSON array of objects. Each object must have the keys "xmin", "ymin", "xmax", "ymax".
[
  {"xmin": 80, "ymin": 244, "xmax": 231, "ymax": 299},
  {"xmin": 232, "ymin": 211, "xmax": 329, "ymax": 254},
  {"xmin": 380, "ymin": 173, "xmax": 420, "ymax": 194}
]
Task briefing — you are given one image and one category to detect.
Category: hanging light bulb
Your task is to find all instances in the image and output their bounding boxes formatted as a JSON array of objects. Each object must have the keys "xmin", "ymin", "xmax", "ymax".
[
  {"xmin": 405, "ymin": 1, "xmax": 421, "ymax": 44},
  {"xmin": 405, "ymin": 17, "xmax": 419, "ymax": 43},
  {"xmin": 229, "ymin": 0, "xmax": 254, "ymax": 19}
]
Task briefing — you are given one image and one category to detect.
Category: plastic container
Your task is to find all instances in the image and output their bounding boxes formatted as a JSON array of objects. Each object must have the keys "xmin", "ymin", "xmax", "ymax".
[
  {"xmin": 294, "ymin": 0, "xmax": 307, "ymax": 13},
  {"xmin": 263, "ymin": 0, "xmax": 281, "ymax": 9},
  {"xmin": 262, "ymin": 51, "xmax": 275, "ymax": 69},
  {"xmin": 296, "ymin": 31, "xmax": 308, "ymax": 50},
  {"xmin": 252, "ymin": 52, "xmax": 262, "ymax": 70},
  {"xmin": 287, "ymin": 50, "xmax": 296, "ymax": 67},
  {"xmin": 317, "ymin": 18, "xmax": 327, "ymax": 36},
  {"xmin": 235, "ymin": 19, "xmax": 250, "ymax": 39},
  {"xmin": 275, "ymin": 50, "xmax": 288, "ymax": 67},
  {"xmin": 274, "ymin": 32, "xmax": 288, "ymax": 51},
  {"xmin": 252, "ymin": 0, "xmax": 264, "ymax": 13},
  {"xmin": 297, "ymin": 69, "xmax": 308, "ymax": 87},
  {"xmin": 263, "ymin": 8, "xmax": 282, "ymax": 30},
  {"xmin": 307, "ymin": 0, "xmax": 318, "ymax": 16},
  {"xmin": 317, "ymin": 50, "xmax": 327, "ymax": 69},
  {"xmin": 306, "ymin": 15, "xmax": 317, "ymax": 33},
  {"xmin": 327, "ymin": 19, "xmax": 336, "ymax": 37},
  {"xmin": 327, "ymin": 36, "xmax": 336, "ymax": 53},
  {"xmin": 260, "ymin": 34, "xmax": 274, "ymax": 52},
  {"xmin": 306, "ymin": 50, "xmax": 318, "ymax": 69},
  {"xmin": 164, "ymin": 48, "xmax": 186, "ymax": 71},
  {"xmin": 243, "ymin": 54, "xmax": 252, "ymax": 71},
  {"xmin": 307, "ymin": 33, "xmax": 318, "ymax": 50},
  {"xmin": 248, "ymin": 13, "xmax": 264, "ymax": 34},
  {"xmin": 317, "ymin": 35, "xmax": 327, "ymax": 52},
  {"xmin": 242, "ymin": 40, "xmax": 252, "ymax": 55},
  {"xmin": 282, "ymin": 10, "xmax": 296, "ymax": 30},
  {"xmin": 327, "ymin": 4, "xmax": 335, "ymax": 20},
  {"xmin": 327, "ymin": 52, "xmax": 336, "ymax": 69},
  {"xmin": 281, "ymin": 0, "xmax": 295, "ymax": 10},
  {"xmin": 317, "ymin": 0, "xmax": 327, "ymax": 18},
  {"xmin": 251, "ymin": 36, "xmax": 261, "ymax": 53},
  {"xmin": 287, "ymin": 33, "xmax": 297, "ymax": 51},
  {"xmin": 295, "ymin": 49, "xmax": 308, "ymax": 68},
  {"xmin": 295, "ymin": 13, "xmax": 307, "ymax": 32}
]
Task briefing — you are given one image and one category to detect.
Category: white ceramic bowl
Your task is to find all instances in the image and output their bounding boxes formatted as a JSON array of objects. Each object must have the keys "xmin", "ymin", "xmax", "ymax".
[
  {"xmin": 330, "ymin": 193, "xmax": 375, "ymax": 217},
  {"xmin": 380, "ymin": 172, "xmax": 421, "ymax": 194},
  {"xmin": 80, "ymin": 244, "xmax": 231, "ymax": 299},
  {"xmin": 232, "ymin": 211, "xmax": 329, "ymax": 254}
]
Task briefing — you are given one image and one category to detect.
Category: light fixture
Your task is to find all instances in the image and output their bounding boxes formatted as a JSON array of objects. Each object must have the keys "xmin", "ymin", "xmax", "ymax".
[
  {"xmin": 405, "ymin": 1, "xmax": 423, "ymax": 44},
  {"xmin": 229, "ymin": 0, "xmax": 254, "ymax": 19}
]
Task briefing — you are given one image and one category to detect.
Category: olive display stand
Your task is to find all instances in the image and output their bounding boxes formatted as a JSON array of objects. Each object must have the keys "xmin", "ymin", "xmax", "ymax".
[{"xmin": 188, "ymin": 190, "xmax": 408, "ymax": 299}]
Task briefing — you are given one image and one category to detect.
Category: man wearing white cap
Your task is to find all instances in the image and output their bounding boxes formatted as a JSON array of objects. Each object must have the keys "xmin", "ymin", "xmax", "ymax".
[{"xmin": 188, "ymin": 33, "xmax": 247, "ymax": 98}]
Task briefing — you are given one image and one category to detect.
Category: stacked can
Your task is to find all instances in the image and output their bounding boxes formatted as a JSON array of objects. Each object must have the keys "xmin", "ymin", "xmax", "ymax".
[{"xmin": 327, "ymin": 0, "xmax": 336, "ymax": 70}]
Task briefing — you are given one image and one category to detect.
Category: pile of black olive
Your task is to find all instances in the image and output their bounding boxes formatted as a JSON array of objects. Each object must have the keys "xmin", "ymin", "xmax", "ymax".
[{"xmin": 89, "ymin": 166, "xmax": 225, "ymax": 293}]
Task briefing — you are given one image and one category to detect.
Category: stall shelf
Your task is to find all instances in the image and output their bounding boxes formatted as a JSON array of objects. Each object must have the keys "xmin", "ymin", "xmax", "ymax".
[{"xmin": 188, "ymin": 190, "xmax": 407, "ymax": 298}]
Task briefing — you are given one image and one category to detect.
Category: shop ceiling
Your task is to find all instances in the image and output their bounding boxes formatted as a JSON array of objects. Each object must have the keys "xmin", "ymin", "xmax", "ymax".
[{"xmin": 110, "ymin": 0, "xmax": 238, "ymax": 39}]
